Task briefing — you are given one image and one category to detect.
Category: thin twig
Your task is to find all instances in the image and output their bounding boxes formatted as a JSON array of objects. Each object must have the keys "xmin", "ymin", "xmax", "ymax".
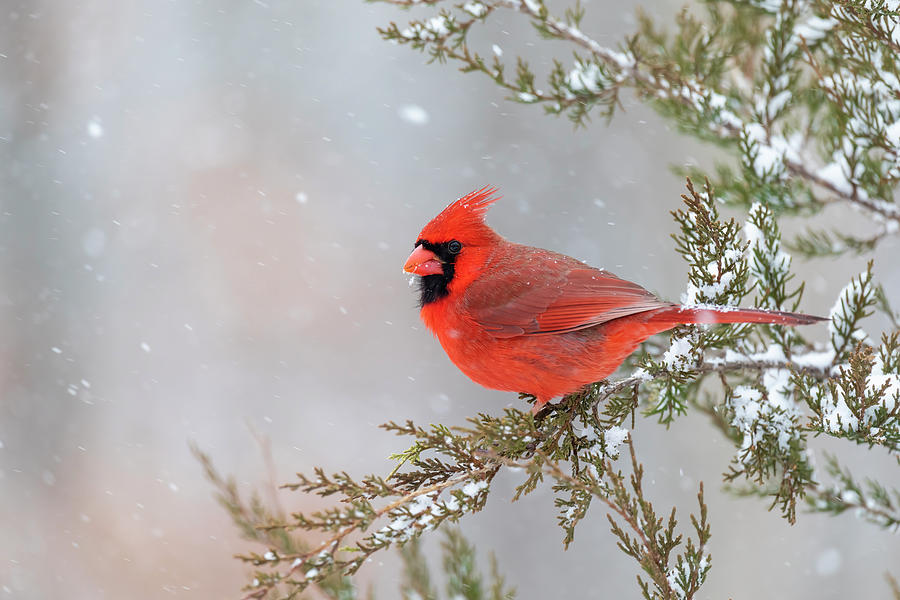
[
  {"xmin": 486, "ymin": 443, "xmax": 696, "ymax": 599},
  {"xmin": 244, "ymin": 464, "xmax": 498, "ymax": 599},
  {"xmin": 588, "ymin": 355, "xmax": 831, "ymax": 411},
  {"xmin": 377, "ymin": 0, "xmax": 900, "ymax": 226}
]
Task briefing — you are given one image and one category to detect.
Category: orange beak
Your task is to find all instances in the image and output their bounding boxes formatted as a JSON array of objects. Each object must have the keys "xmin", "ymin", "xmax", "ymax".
[{"xmin": 404, "ymin": 245, "xmax": 444, "ymax": 276}]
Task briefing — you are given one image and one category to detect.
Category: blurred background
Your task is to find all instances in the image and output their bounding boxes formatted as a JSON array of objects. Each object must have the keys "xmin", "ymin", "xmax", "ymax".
[{"xmin": 2, "ymin": 0, "xmax": 898, "ymax": 598}]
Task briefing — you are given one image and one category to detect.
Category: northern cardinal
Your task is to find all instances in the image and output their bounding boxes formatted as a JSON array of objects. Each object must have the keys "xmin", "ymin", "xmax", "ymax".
[{"xmin": 404, "ymin": 187, "xmax": 825, "ymax": 412}]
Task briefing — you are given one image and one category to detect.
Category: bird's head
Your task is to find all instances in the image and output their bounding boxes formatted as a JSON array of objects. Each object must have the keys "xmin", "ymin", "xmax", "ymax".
[{"xmin": 404, "ymin": 186, "xmax": 503, "ymax": 306}]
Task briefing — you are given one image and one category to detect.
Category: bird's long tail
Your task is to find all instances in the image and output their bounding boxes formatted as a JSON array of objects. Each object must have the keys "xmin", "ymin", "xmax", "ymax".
[{"xmin": 647, "ymin": 305, "xmax": 827, "ymax": 327}]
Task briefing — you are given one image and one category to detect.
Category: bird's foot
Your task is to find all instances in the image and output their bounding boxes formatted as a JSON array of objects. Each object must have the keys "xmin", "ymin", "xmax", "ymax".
[{"xmin": 518, "ymin": 393, "xmax": 552, "ymax": 418}]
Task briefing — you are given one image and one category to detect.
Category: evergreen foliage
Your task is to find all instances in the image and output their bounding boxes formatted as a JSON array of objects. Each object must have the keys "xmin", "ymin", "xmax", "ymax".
[{"xmin": 197, "ymin": 0, "xmax": 900, "ymax": 597}]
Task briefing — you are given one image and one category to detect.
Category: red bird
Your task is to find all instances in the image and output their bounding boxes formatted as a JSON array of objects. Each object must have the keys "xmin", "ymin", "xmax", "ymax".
[{"xmin": 404, "ymin": 187, "xmax": 824, "ymax": 413}]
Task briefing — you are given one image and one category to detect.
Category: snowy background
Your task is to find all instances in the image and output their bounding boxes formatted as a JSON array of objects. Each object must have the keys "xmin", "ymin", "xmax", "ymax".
[{"xmin": 2, "ymin": 0, "xmax": 898, "ymax": 598}]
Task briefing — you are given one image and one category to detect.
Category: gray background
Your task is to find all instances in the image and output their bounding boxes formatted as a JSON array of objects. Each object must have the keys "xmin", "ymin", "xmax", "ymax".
[{"xmin": 2, "ymin": 0, "xmax": 898, "ymax": 598}]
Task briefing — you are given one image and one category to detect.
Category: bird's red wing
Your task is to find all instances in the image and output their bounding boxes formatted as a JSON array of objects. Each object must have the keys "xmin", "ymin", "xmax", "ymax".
[
  {"xmin": 534, "ymin": 269, "xmax": 672, "ymax": 332},
  {"xmin": 463, "ymin": 250, "xmax": 671, "ymax": 338}
]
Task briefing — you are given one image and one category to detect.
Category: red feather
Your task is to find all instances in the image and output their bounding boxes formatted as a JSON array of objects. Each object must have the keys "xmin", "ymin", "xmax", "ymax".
[
  {"xmin": 405, "ymin": 188, "xmax": 826, "ymax": 412},
  {"xmin": 464, "ymin": 246, "xmax": 669, "ymax": 337}
]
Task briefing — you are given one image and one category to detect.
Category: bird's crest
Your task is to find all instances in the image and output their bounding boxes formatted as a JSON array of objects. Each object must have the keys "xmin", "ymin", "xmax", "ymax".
[{"xmin": 419, "ymin": 186, "xmax": 501, "ymax": 244}]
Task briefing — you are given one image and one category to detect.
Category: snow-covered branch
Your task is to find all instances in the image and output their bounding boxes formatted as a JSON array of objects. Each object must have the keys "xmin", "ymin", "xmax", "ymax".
[
  {"xmin": 376, "ymin": 0, "xmax": 900, "ymax": 233},
  {"xmin": 240, "ymin": 463, "xmax": 497, "ymax": 599},
  {"xmin": 204, "ymin": 2, "xmax": 900, "ymax": 598},
  {"xmin": 587, "ymin": 353, "xmax": 831, "ymax": 415}
]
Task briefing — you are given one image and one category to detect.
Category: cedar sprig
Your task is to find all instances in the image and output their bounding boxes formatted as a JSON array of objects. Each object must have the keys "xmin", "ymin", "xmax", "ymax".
[
  {"xmin": 209, "ymin": 2, "xmax": 900, "ymax": 591},
  {"xmin": 802, "ymin": 338, "xmax": 900, "ymax": 452},
  {"xmin": 806, "ymin": 453, "xmax": 900, "ymax": 531},
  {"xmin": 829, "ymin": 262, "xmax": 876, "ymax": 362}
]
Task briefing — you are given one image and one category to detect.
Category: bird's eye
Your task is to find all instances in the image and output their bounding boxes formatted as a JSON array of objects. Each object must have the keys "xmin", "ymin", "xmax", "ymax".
[{"xmin": 447, "ymin": 240, "xmax": 462, "ymax": 254}]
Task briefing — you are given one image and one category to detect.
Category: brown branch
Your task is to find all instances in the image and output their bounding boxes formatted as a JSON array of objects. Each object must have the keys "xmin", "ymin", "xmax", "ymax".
[
  {"xmin": 243, "ymin": 464, "xmax": 498, "ymax": 599},
  {"xmin": 378, "ymin": 0, "xmax": 900, "ymax": 227},
  {"xmin": 494, "ymin": 0, "xmax": 900, "ymax": 225},
  {"xmin": 835, "ymin": 1, "xmax": 900, "ymax": 55},
  {"xmin": 547, "ymin": 448, "xmax": 673, "ymax": 586},
  {"xmin": 490, "ymin": 442, "xmax": 704, "ymax": 599},
  {"xmin": 586, "ymin": 355, "xmax": 832, "ymax": 411},
  {"xmin": 818, "ymin": 492, "xmax": 900, "ymax": 526}
]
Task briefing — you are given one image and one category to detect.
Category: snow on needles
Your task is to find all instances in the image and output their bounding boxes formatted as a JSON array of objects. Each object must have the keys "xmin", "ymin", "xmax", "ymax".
[
  {"xmin": 680, "ymin": 248, "xmax": 744, "ymax": 306},
  {"xmin": 744, "ymin": 202, "xmax": 792, "ymax": 304},
  {"xmin": 401, "ymin": 15, "xmax": 452, "ymax": 41},
  {"xmin": 667, "ymin": 554, "xmax": 709, "ymax": 599},
  {"xmin": 816, "ymin": 40, "xmax": 900, "ymax": 207},
  {"xmin": 726, "ymin": 345, "xmax": 802, "ymax": 455},
  {"xmin": 820, "ymin": 354, "xmax": 900, "ymax": 434},
  {"xmin": 728, "ymin": 382, "xmax": 800, "ymax": 454},
  {"xmin": 372, "ymin": 480, "xmax": 490, "ymax": 546},
  {"xmin": 462, "ymin": 1, "xmax": 487, "ymax": 17},
  {"xmin": 828, "ymin": 273, "xmax": 871, "ymax": 352},
  {"xmin": 794, "ymin": 15, "xmax": 837, "ymax": 42},
  {"xmin": 603, "ymin": 426, "xmax": 629, "ymax": 457},
  {"xmin": 663, "ymin": 335, "xmax": 696, "ymax": 371},
  {"xmin": 866, "ymin": 356, "xmax": 900, "ymax": 417},
  {"xmin": 373, "ymin": 490, "xmax": 459, "ymax": 545},
  {"xmin": 745, "ymin": 203, "xmax": 790, "ymax": 268},
  {"xmin": 744, "ymin": 122, "xmax": 798, "ymax": 179},
  {"xmin": 820, "ymin": 391, "xmax": 859, "ymax": 433},
  {"xmin": 566, "ymin": 62, "xmax": 607, "ymax": 94},
  {"xmin": 461, "ymin": 480, "xmax": 488, "ymax": 498}
]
